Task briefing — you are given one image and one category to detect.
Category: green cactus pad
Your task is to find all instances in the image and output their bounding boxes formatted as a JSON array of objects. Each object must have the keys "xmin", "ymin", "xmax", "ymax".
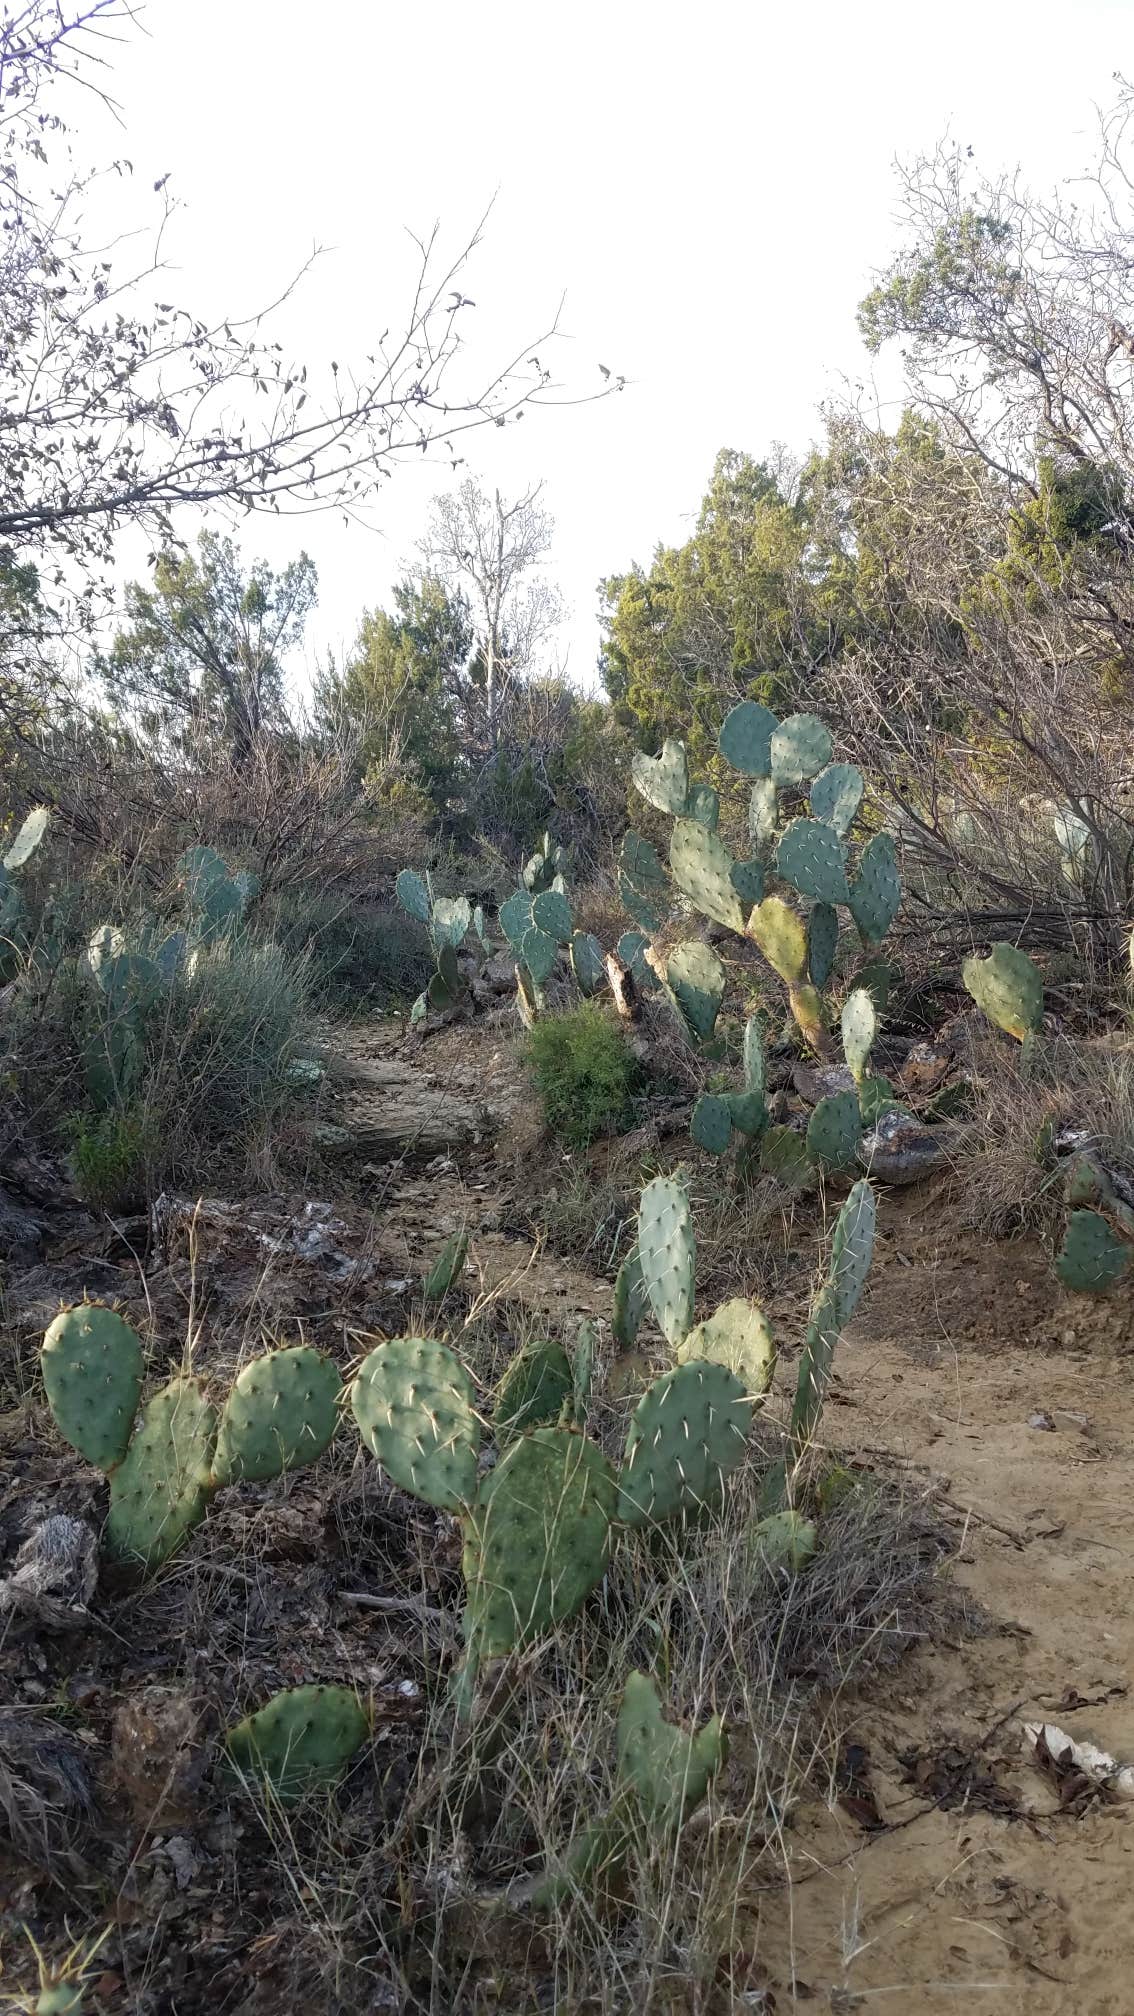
[
  {"xmin": 749, "ymin": 895, "xmax": 808, "ymax": 986},
  {"xmin": 619, "ymin": 1361, "xmax": 753, "ymax": 1526},
  {"xmin": 463, "ymin": 1426, "xmax": 616, "ymax": 1657},
  {"xmin": 760, "ymin": 1124, "xmax": 812, "ymax": 1187},
  {"xmin": 666, "ymin": 941, "xmax": 725, "ymax": 1043},
  {"xmin": 806, "ymin": 1090, "xmax": 862, "ymax": 1171},
  {"xmin": 775, "ymin": 818, "xmax": 851, "ymax": 906},
  {"xmin": 749, "ymin": 776, "xmax": 780, "ymax": 851},
  {"xmin": 809, "ymin": 763, "xmax": 864, "ymax": 836},
  {"xmin": 423, "ymin": 1230, "xmax": 469, "ymax": 1300},
  {"xmin": 808, "ymin": 901, "xmax": 840, "ymax": 987},
  {"xmin": 395, "ymin": 869, "xmax": 431, "ymax": 924},
  {"xmin": 41, "ymin": 1303, "xmax": 145, "ymax": 1473},
  {"xmin": 570, "ymin": 931, "xmax": 605, "ymax": 996},
  {"xmin": 669, "ymin": 821, "xmax": 745, "ymax": 932},
  {"xmin": 858, "ymin": 1072, "xmax": 900, "ymax": 1126},
  {"xmin": 616, "ymin": 929, "xmax": 659, "ymax": 991},
  {"xmin": 841, "ymin": 987, "xmax": 877, "ymax": 1082},
  {"xmin": 532, "ymin": 888, "xmax": 573, "ymax": 944},
  {"xmin": 962, "ymin": 942, "xmax": 1043, "ymax": 1042},
  {"xmin": 3, "ymin": 805, "xmax": 51, "ymax": 870},
  {"xmin": 753, "ymin": 1510, "xmax": 817, "ymax": 1572},
  {"xmin": 770, "ymin": 713, "xmax": 833, "ymax": 788},
  {"xmin": 691, "ymin": 1093, "xmax": 732, "ymax": 1155},
  {"xmin": 613, "ymin": 1245, "xmax": 649, "ymax": 1349},
  {"xmin": 848, "ymin": 833, "xmax": 901, "ymax": 945},
  {"xmin": 631, "ymin": 738, "xmax": 689, "ymax": 815},
  {"xmin": 729, "ymin": 858, "xmax": 765, "ymax": 908},
  {"xmin": 431, "ymin": 895, "xmax": 472, "ymax": 948},
  {"xmin": 572, "ymin": 1322, "xmax": 596, "ymax": 1426},
  {"xmin": 789, "ymin": 1281, "xmax": 841, "ymax": 1450},
  {"xmin": 617, "ymin": 1670, "xmax": 725, "ymax": 1830},
  {"xmin": 852, "ymin": 958, "xmax": 895, "ymax": 1013},
  {"xmin": 677, "ymin": 1298, "xmax": 776, "ymax": 1397},
  {"xmin": 495, "ymin": 1339, "xmax": 574, "ymax": 1440},
  {"xmin": 104, "ymin": 1377, "xmax": 218, "ymax": 1570},
  {"xmin": 352, "ymin": 1337, "xmax": 479, "ymax": 1510},
  {"xmin": 719, "ymin": 698, "xmax": 778, "ymax": 777},
  {"xmin": 788, "ymin": 981, "xmax": 828, "ymax": 1052},
  {"xmin": 618, "ymin": 869, "xmax": 665, "ymax": 935},
  {"xmin": 521, "ymin": 926, "xmax": 558, "ymax": 985},
  {"xmin": 1056, "ymin": 1210, "xmax": 1131, "ymax": 1293},
  {"xmin": 637, "ymin": 1175, "xmax": 696, "ymax": 1347},
  {"xmin": 725, "ymin": 1089, "xmax": 767, "ymax": 1137},
  {"xmin": 829, "ymin": 1178, "xmax": 877, "ymax": 1326},
  {"xmin": 427, "ymin": 947, "xmax": 461, "ymax": 1009},
  {"xmin": 213, "ymin": 1346, "xmax": 341, "ymax": 1487},
  {"xmin": 683, "ymin": 781, "xmax": 720, "ymax": 830},
  {"xmin": 621, "ymin": 830, "xmax": 667, "ymax": 896},
  {"xmin": 499, "ymin": 890, "xmax": 534, "ymax": 949},
  {"xmin": 225, "ymin": 1684, "xmax": 369, "ymax": 1805}
]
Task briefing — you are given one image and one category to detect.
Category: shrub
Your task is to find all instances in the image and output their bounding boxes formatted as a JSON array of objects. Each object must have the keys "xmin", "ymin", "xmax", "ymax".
[
  {"xmin": 526, "ymin": 1002, "xmax": 641, "ymax": 1149},
  {"xmin": 67, "ymin": 1106, "xmax": 154, "ymax": 1213},
  {"xmin": 269, "ymin": 890, "xmax": 432, "ymax": 1009}
]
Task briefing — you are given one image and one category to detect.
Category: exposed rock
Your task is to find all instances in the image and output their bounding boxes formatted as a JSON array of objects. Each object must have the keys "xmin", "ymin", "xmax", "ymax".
[
  {"xmin": 793, "ymin": 1062, "xmax": 855, "ymax": 1105},
  {"xmin": 326, "ymin": 1053, "xmax": 491, "ymax": 1156},
  {"xmin": 860, "ymin": 1110, "xmax": 958, "ymax": 1185}
]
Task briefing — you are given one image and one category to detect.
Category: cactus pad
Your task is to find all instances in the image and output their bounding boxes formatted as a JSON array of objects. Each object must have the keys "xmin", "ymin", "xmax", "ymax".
[
  {"xmin": 104, "ymin": 1377, "xmax": 218, "ymax": 1570},
  {"xmin": 749, "ymin": 776, "xmax": 780, "ymax": 850},
  {"xmin": 619, "ymin": 1361, "xmax": 752, "ymax": 1526},
  {"xmin": 431, "ymin": 895, "xmax": 472, "ymax": 949},
  {"xmin": 631, "ymin": 738, "xmax": 689, "ymax": 815},
  {"xmin": 806, "ymin": 1090, "xmax": 862, "ymax": 1171},
  {"xmin": 725, "ymin": 1089, "xmax": 767, "ymax": 1137},
  {"xmin": 760, "ymin": 1124, "xmax": 813, "ymax": 1187},
  {"xmin": 719, "ymin": 698, "xmax": 778, "ymax": 776},
  {"xmin": 808, "ymin": 901, "xmax": 839, "ymax": 987},
  {"xmin": 684, "ymin": 780, "xmax": 720, "ymax": 830},
  {"xmin": 789, "ymin": 1281, "xmax": 841, "ymax": 1450},
  {"xmin": 810, "ymin": 763, "xmax": 864, "ymax": 836},
  {"xmin": 742, "ymin": 1015, "xmax": 767, "ymax": 1095},
  {"xmin": 749, "ymin": 895, "xmax": 808, "ymax": 986},
  {"xmin": 532, "ymin": 888, "xmax": 572, "ymax": 944},
  {"xmin": 1056, "ymin": 1210, "xmax": 1131, "ymax": 1293},
  {"xmin": 677, "ymin": 1298, "xmax": 776, "ymax": 1396},
  {"xmin": 962, "ymin": 942, "xmax": 1043, "ymax": 1041},
  {"xmin": 499, "ymin": 890, "xmax": 534, "ymax": 949},
  {"xmin": 573, "ymin": 1322, "xmax": 596, "ymax": 1426},
  {"xmin": 858, "ymin": 1072, "xmax": 900, "ymax": 1127},
  {"xmin": 619, "ymin": 870, "xmax": 665, "ymax": 935},
  {"xmin": 829, "ymin": 1178, "xmax": 877, "ymax": 1325},
  {"xmin": 617, "ymin": 1670, "xmax": 725, "ymax": 1830},
  {"xmin": 570, "ymin": 931, "xmax": 605, "ymax": 995},
  {"xmin": 41, "ymin": 1304, "xmax": 144, "ymax": 1473},
  {"xmin": 395, "ymin": 868, "xmax": 431, "ymax": 924},
  {"xmin": 515, "ymin": 965, "xmax": 542, "ymax": 1028},
  {"xmin": 427, "ymin": 943, "xmax": 461, "ymax": 1009},
  {"xmin": 495, "ymin": 1339, "xmax": 574, "ymax": 1440},
  {"xmin": 848, "ymin": 833, "xmax": 901, "ymax": 945},
  {"xmin": 729, "ymin": 857, "xmax": 765, "ymax": 908},
  {"xmin": 669, "ymin": 820, "xmax": 745, "ymax": 932},
  {"xmin": 840, "ymin": 987, "xmax": 877, "ymax": 1082},
  {"xmin": 665, "ymin": 941, "xmax": 725, "ymax": 1043},
  {"xmin": 213, "ymin": 1345, "xmax": 341, "ymax": 1487},
  {"xmin": 621, "ymin": 830, "xmax": 667, "ymax": 895},
  {"xmin": 463, "ymin": 1426, "xmax": 616, "ymax": 1656},
  {"xmin": 423, "ymin": 1230, "xmax": 469, "ymax": 1300},
  {"xmin": 637, "ymin": 1175, "xmax": 696, "ymax": 1346},
  {"xmin": 3, "ymin": 805, "xmax": 51, "ymax": 870},
  {"xmin": 770, "ymin": 713, "xmax": 833, "ymax": 788},
  {"xmin": 616, "ymin": 929, "xmax": 659, "ymax": 991},
  {"xmin": 613, "ymin": 1245, "xmax": 649, "ymax": 1349},
  {"xmin": 691, "ymin": 1092, "xmax": 732, "ymax": 1155},
  {"xmin": 225, "ymin": 1684, "xmax": 369, "ymax": 1804},
  {"xmin": 352, "ymin": 1337, "xmax": 479, "ymax": 1510},
  {"xmin": 776, "ymin": 818, "xmax": 851, "ymax": 906},
  {"xmin": 521, "ymin": 925, "xmax": 558, "ymax": 985},
  {"xmin": 753, "ymin": 1510, "xmax": 817, "ymax": 1572}
]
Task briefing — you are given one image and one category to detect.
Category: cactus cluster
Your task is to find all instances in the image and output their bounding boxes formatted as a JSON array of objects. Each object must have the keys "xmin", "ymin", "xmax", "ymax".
[
  {"xmin": 40, "ymin": 1304, "xmax": 342, "ymax": 1571},
  {"xmin": 396, "ymin": 867, "xmax": 487, "ymax": 1023},
  {"xmin": 177, "ymin": 844, "xmax": 258, "ymax": 946}
]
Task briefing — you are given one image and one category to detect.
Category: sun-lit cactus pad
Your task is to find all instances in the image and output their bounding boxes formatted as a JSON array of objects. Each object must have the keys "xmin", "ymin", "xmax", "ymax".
[
  {"xmin": 637, "ymin": 1174, "xmax": 696, "ymax": 1345},
  {"xmin": 810, "ymin": 762, "xmax": 864, "ymax": 835},
  {"xmin": 962, "ymin": 941, "xmax": 1044, "ymax": 1042},
  {"xmin": 41, "ymin": 1303, "xmax": 144, "ymax": 1473},
  {"xmin": 225, "ymin": 1684, "xmax": 370, "ymax": 1805},
  {"xmin": 806, "ymin": 1089, "xmax": 862, "ymax": 1171},
  {"xmin": 618, "ymin": 1360, "xmax": 752, "ymax": 1526},
  {"xmin": 462, "ymin": 1426, "xmax": 616, "ymax": 1656},
  {"xmin": 351, "ymin": 1337, "xmax": 480, "ymax": 1510},
  {"xmin": 104, "ymin": 1378, "xmax": 218, "ymax": 1570},
  {"xmin": 669, "ymin": 819, "xmax": 745, "ymax": 932},
  {"xmin": 677, "ymin": 1298, "xmax": 776, "ymax": 1395},
  {"xmin": 665, "ymin": 940, "xmax": 725, "ymax": 1043},
  {"xmin": 718, "ymin": 698, "xmax": 778, "ymax": 776},
  {"xmin": 770, "ymin": 712, "xmax": 833, "ymax": 787},
  {"xmin": 775, "ymin": 817, "xmax": 851, "ymax": 906},
  {"xmin": 212, "ymin": 1345, "xmax": 341, "ymax": 1487},
  {"xmin": 631, "ymin": 736, "xmax": 690, "ymax": 814}
]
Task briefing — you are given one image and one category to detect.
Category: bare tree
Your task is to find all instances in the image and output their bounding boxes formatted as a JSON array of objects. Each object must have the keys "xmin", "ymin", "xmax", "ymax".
[{"xmin": 421, "ymin": 479, "xmax": 564, "ymax": 746}]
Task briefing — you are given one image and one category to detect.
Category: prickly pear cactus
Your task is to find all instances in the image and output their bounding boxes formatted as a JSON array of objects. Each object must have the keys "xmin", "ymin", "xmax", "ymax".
[
  {"xmin": 810, "ymin": 763, "xmax": 863, "ymax": 836},
  {"xmin": 499, "ymin": 890, "xmax": 533, "ymax": 950},
  {"xmin": 719, "ymin": 699, "xmax": 777, "ymax": 776},
  {"xmin": 431, "ymin": 895, "xmax": 473, "ymax": 949},
  {"xmin": 212, "ymin": 1345, "xmax": 341, "ymax": 1487},
  {"xmin": 752, "ymin": 1509, "xmax": 817, "ymax": 1572},
  {"xmin": 829, "ymin": 1178, "xmax": 877, "ymax": 1326},
  {"xmin": 749, "ymin": 775, "xmax": 780, "ymax": 850},
  {"xmin": 775, "ymin": 819, "xmax": 850, "ymax": 907},
  {"xmin": 423, "ymin": 1230, "xmax": 469, "ymax": 1300},
  {"xmin": 770, "ymin": 712, "xmax": 833, "ymax": 788},
  {"xmin": 616, "ymin": 1670, "xmax": 725, "ymax": 1830},
  {"xmin": 41, "ymin": 1304, "xmax": 144, "ymax": 1472},
  {"xmin": 104, "ymin": 1378, "xmax": 218, "ymax": 1570},
  {"xmin": 495, "ymin": 1338, "xmax": 574, "ymax": 1440},
  {"xmin": 532, "ymin": 887, "xmax": 572, "ymax": 944},
  {"xmin": 677, "ymin": 1298, "xmax": 776, "ymax": 1396},
  {"xmin": 840, "ymin": 987, "xmax": 877, "ymax": 1084},
  {"xmin": 848, "ymin": 833, "xmax": 901, "ymax": 945},
  {"xmin": 570, "ymin": 931, "xmax": 605, "ymax": 996},
  {"xmin": 962, "ymin": 942, "xmax": 1043, "ymax": 1042},
  {"xmin": 612, "ymin": 1245, "xmax": 649, "ymax": 1349},
  {"xmin": 352, "ymin": 1337, "xmax": 479, "ymax": 1510},
  {"xmin": 225, "ymin": 1684, "xmax": 370, "ymax": 1804},
  {"xmin": 808, "ymin": 901, "xmax": 840, "ymax": 987},
  {"xmin": 4, "ymin": 805, "xmax": 51, "ymax": 870},
  {"xmin": 618, "ymin": 1361, "xmax": 752, "ymax": 1526},
  {"xmin": 730, "ymin": 857, "xmax": 765, "ymax": 907},
  {"xmin": 462, "ymin": 1426, "xmax": 616, "ymax": 1658},
  {"xmin": 395, "ymin": 869, "xmax": 431, "ymax": 925},
  {"xmin": 637, "ymin": 1175, "xmax": 696, "ymax": 1346},
  {"xmin": 691, "ymin": 1092, "xmax": 732, "ymax": 1155},
  {"xmin": 521, "ymin": 925, "xmax": 557, "ymax": 985},
  {"xmin": 572, "ymin": 1322, "xmax": 596, "ymax": 1426},
  {"xmin": 1056, "ymin": 1210, "xmax": 1131, "ymax": 1292},
  {"xmin": 669, "ymin": 821, "xmax": 745, "ymax": 932},
  {"xmin": 749, "ymin": 895, "xmax": 808, "ymax": 986},
  {"xmin": 631, "ymin": 738, "xmax": 690, "ymax": 815},
  {"xmin": 664, "ymin": 940, "xmax": 725, "ymax": 1044},
  {"xmin": 806, "ymin": 1090, "xmax": 862, "ymax": 1171}
]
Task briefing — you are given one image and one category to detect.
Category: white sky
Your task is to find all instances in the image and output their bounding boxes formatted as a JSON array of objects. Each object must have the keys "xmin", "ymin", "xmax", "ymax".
[{"xmin": 74, "ymin": 0, "xmax": 1133, "ymax": 688}]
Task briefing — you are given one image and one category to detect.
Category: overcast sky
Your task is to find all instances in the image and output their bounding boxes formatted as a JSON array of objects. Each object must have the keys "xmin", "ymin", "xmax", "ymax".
[{"xmin": 77, "ymin": 0, "xmax": 1132, "ymax": 688}]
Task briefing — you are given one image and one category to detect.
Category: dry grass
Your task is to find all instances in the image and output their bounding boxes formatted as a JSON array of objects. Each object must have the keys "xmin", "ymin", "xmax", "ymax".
[{"xmin": 961, "ymin": 1024, "xmax": 1134, "ymax": 1239}]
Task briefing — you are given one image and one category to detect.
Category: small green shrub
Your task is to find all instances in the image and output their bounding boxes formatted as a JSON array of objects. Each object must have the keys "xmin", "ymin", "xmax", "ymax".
[
  {"xmin": 527, "ymin": 1003, "xmax": 641, "ymax": 1149},
  {"xmin": 67, "ymin": 1107, "xmax": 154, "ymax": 1212}
]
